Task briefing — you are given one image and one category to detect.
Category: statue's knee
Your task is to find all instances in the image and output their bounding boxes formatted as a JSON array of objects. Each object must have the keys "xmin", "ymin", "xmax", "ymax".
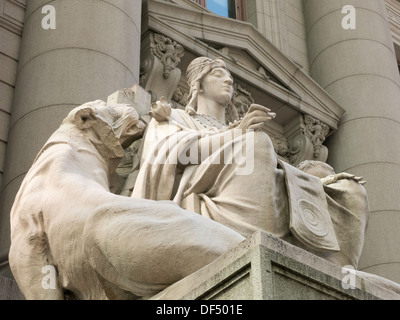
[
  {"xmin": 253, "ymin": 131, "xmax": 273, "ymax": 147},
  {"xmin": 248, "ymin": 131, "xmax": 277, "ymax": 163}
]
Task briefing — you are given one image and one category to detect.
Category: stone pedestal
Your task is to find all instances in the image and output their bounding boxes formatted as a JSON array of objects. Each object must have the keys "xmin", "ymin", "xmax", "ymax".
[
  {"xmin": 151, "ymin": 231, "xmax": 400, "ymax": 300},
  {"xmin": 0, "ymin": 274, "xmax": 24, "ymax": 300},
  {"xmin": 3, "ymin": 231, "xmax": 400, "ymax": 300}
]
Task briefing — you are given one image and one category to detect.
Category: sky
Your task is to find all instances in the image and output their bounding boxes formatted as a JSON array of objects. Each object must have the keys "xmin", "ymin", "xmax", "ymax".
[{"xmin": 207, "ymin": 0, "xmax": 230, "ymax": 18}]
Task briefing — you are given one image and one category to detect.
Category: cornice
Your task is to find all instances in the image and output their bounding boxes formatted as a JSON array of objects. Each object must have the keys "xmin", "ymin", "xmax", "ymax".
[
  {"xmin": 0, "ymin": 0, "xmax": 26, "ymax": 35},
  {"xmin": 386, "ymin": 0, "xmax": 400, "ymax": 42}
]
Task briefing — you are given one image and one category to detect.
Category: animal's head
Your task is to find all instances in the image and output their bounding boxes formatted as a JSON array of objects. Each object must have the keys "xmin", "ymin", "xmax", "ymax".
[
  {"xmin": 62, "ymin": 100, "xmax": 146, "ymax": 160},
  {"xmin": 63, "ymin": 100, "xmax": 145, "ymax": 148}
]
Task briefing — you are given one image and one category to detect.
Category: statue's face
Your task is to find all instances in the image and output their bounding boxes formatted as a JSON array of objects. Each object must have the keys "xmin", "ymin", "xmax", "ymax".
[{"xmin": 200, "ymin": 67, "xmax": 234, "ymax": 107}]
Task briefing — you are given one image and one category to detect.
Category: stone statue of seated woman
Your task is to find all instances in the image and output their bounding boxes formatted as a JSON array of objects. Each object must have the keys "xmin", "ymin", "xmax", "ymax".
[{"xmin": 129, "ymin": 56, "xmax": 370, "ymax": 270}]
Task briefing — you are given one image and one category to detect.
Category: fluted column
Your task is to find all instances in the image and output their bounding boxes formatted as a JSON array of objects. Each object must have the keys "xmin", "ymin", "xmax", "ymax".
[
  {"xmin": 0, "ymin": 0, "xmax": 142, "ymax": 264},
  {"xmin": 304, "ymin": 0, "xmax": 400, "ymax": 282}
]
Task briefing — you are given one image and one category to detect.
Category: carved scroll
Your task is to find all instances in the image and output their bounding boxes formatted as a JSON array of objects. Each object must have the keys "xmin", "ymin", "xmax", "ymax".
[
  {"xmin": 140, "ymin": 32, "xmax": 185, "ymax": 101},
  {"xmin": 150, "ymin": 33, "xmax": 185, "ymax": 79},
  {"xmin": 288, "ymin": 114, "xmax": 330, "ymax": 166},
  {"xmin": 303, "ymin": 115, "xmax": 330, "ymax": 161}
]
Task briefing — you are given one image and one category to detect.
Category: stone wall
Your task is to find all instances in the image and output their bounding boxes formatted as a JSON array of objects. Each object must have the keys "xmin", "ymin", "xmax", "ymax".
[{"xmin": 246, "ymin": 0, "xmax": 310, "ymax": 74}]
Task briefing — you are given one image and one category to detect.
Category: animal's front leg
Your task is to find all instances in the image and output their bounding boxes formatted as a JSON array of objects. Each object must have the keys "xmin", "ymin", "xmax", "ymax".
[{"xmin": 9, "ymin": 235, "xmax": 64, "ymax": 300}]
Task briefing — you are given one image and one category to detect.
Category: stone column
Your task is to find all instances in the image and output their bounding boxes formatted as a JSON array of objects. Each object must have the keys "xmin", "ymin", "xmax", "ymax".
[
  {"xmin": 0, "ymin": 0, "xmax": 142, "ymax": 266},
  {"xmin": 304, "ymin": 0, "xmax": 400, "ymax": 282}
]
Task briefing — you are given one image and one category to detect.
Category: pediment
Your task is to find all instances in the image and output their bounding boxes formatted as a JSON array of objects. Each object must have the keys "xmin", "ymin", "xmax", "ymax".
[{"xmin": 202, "ymin": 41, "xmax": 292, "ymax": 92}]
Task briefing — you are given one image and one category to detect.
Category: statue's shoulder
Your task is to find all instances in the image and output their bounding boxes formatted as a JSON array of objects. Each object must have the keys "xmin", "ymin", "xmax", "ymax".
[{"xmin": 170, "ymin": 108, "xmax": 190, "ymax": 122}]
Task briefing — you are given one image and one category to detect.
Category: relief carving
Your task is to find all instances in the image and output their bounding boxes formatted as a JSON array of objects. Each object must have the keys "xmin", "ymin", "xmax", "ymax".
[
  {"xmin": 288, "ymin": 114, "xmax": 330, "ymax": 166},
  {"xmin": 302, "ymin": 114, "xmax": 330, "ymax": 161},
  {"xmin": 172, "ymin": 85, "xmax": 189, "ymax": 107},
  {"xmin": 232, "ymin": 83, "xmax": 254, "ymax": 119},
  {"xmin": 140, "ymin": 32, "xmax": 185, "ymax": 101},
  {"xmin": 270, "ymin": 134, "xmax": 290, "ymax": 161},
  {"xmin": 150, "ymin": 33, "xmax": 185, "ymax": 79}
]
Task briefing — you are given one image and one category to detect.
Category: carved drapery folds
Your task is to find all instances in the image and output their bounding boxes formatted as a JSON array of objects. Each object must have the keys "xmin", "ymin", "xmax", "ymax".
[{"xmin": 140, "ymin": 32, "xmax": 185, "ymax": 101}]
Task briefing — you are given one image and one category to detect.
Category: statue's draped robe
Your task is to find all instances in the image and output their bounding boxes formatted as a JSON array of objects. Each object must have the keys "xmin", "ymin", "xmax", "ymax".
[{"xmin": 132, "ymin": 109, "xmax": 369, "ymax": 267}]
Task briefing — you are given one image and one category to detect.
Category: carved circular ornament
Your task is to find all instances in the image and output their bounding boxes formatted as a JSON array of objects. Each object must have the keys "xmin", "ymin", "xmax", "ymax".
[{"xmin": 297, "ymin": 199, "xmax": 330, "ymax": 238}]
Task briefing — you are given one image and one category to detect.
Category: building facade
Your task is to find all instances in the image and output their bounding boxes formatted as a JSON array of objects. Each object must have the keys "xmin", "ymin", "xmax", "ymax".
[{"xmin": 1, "ymin": 0, "xmax": 400, "ymax": 293}]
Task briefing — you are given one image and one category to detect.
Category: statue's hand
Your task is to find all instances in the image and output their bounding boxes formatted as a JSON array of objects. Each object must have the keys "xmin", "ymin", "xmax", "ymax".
[
  {"xmin": 321, "ymin": 172, "xmax": 366, "ymax": 185},
  {"xmin": 149, "ymin": 97, "xmax": 172, "ymax": 122},
  {"xmin": 238, "ymin": 104, "xmax": 276, "ymax": 131}
]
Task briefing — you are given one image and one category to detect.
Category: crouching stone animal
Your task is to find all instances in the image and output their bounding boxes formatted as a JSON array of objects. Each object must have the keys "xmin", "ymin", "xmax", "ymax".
[{"xmin": 9, "ymin": 100, "xmax": 245, "ymax": 300}]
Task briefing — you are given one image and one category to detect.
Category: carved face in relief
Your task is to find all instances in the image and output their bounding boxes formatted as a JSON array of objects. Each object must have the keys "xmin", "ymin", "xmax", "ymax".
[{"xmin": 200, "ymin": 67, "xmax": 234, "ymax": 108}]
